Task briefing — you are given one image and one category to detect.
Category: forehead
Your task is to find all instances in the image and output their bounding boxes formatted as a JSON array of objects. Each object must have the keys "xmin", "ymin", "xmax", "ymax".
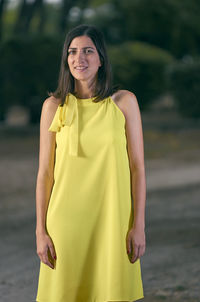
[{"xmin": 68, "ymin": 35, "xmax": 96, "ymax": 49}]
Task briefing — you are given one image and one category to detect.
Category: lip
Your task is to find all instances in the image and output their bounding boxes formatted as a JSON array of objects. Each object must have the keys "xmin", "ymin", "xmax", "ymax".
[{"xmin": 75, "ymin": 66, "xmax": 88, "ymax": 72}]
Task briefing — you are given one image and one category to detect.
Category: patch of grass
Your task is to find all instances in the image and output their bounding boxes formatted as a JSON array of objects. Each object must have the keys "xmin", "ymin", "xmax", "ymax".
[{"xmin": 175, "ymin": 285, "xmax": 187, "ymax": 291}]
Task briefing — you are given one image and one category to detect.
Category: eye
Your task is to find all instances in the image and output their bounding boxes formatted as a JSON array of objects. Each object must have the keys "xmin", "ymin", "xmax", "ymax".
[
  {"xmin": 84, "ymin": 48, "xmax": 93, "ymax": 54},
  {"xmin": 68, "ymin": 50, "xmax": 76, "ymax": 55}
]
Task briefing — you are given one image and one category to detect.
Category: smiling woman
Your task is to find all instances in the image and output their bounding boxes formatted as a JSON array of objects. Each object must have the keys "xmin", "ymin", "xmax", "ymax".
[
  {"xmin": 35, "ymin": 24, "xmax": 146, "ymax": 302},
  {"xmin": 67, "ymin": 36, "xmax": 102, "ymax": 86}
]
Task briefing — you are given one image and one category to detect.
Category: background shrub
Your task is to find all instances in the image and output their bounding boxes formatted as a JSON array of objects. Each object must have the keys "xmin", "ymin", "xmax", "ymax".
[
  {"xmin": 108, "ymin": 41, "xmax": 174, "ymax": 110},
  {"xmin": 166, "ymin": 57, "xmax": 200, "ymax": 119},
  {"xmin": 0, "ymin": 35, "xmax": 62, "ymax": 123}
]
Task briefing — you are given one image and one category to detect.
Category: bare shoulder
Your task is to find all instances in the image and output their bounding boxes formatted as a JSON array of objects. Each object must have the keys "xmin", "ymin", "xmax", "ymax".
[
  {"xmin": 111, "ymin": 89, "xmax": 140, "ymax": 119},
  {"xmin": 40, "ymin": 96, "xmax": 61, "ymax": 128},
  {"xmin": 42, "ymin": 96, "xmax": 62, "ymax": 112},
  {"xmin": 112, "ymin": 89, "xmax": 138, "ymax": 105}
]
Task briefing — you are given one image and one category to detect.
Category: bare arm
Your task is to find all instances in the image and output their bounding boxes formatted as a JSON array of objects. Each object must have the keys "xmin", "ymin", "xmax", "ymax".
[
  {"xmin": 124, "ymin": 92, "xmax": 146, "ymax": 230},
  {"xmin": 115, "ymin": 90, "xmax": 146, "ymax": 263},
  {"xmin": 35, "ymin": 96, "xmax": 60, "ymax": 268}
]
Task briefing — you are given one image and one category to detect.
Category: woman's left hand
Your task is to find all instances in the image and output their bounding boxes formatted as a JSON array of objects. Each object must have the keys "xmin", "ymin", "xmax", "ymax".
[{"xmin": 126, "ymin": 225, "xmax": 146, "ymax": 263}]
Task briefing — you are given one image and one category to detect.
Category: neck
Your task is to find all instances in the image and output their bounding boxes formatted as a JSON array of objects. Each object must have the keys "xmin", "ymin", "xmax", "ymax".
[{"xmin": 74, "ymin": 77, "xmax": 97, "ymax": 99}]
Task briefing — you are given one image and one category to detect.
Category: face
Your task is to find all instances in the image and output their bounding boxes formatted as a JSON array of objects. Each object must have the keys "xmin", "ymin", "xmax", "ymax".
[{"xmin": 67, "ymin": 35, "xmax": 102, "ymax": 82}]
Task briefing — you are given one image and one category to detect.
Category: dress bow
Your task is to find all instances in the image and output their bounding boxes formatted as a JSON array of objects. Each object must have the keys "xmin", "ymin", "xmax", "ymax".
[{"xmin": 48, "ymin": 93, "xmax": 79, "ymax": 157}]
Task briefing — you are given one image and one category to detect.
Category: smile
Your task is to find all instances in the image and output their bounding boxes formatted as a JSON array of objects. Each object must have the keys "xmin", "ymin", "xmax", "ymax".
[{"xmin": 75, "ymin": 66, "xmax": 88, "ymax": 71}]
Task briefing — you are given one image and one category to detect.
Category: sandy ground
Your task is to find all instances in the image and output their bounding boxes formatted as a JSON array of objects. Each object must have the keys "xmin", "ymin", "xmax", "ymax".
[{"xmin": 0, "ymin": 108, "xmax": 200, "ymax": 302}]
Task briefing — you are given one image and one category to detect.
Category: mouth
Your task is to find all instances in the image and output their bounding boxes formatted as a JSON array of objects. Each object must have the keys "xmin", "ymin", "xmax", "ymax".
[{"xmin": 74, "ymin": 66, "xmax": 88, "ymax": 72}]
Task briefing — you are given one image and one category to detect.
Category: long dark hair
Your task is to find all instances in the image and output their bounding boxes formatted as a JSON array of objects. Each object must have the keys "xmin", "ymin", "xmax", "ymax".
[{"xmin": 48, "ymin": 24, "xmax": 119, "ymax": 106}]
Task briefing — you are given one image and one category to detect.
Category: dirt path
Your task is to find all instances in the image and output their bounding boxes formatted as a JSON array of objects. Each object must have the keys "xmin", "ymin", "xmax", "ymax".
[{"xmin": 0, "ymin": 126, "xmax": 200, "ymax": 302}]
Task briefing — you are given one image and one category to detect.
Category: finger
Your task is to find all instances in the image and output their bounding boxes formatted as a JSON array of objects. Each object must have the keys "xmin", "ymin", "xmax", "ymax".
[
  {"xmin": 49, "ymin": 244, "xmax": 57, "ymax": 260},
  {"xmin": 127, "ymin": 237, "xmax": 132, "ymax": 254},
  {"xmin": 47, "ymin": 248, "xmax": 55, "ymax": 265},
  {"xmin": 43, "ymin": 253, "xmax": 54, "ymax": 269},
  {"xmin": 41, "ymin": 248, "xmax": 54, "ymax": 269},
  {"xmin": 132, "ymin": 245, "xmax": 146, "ymax": 262},
  {"xmin": 131, "ymin": 245, "xmax": 139, "ymax": 263},
  {"xmin": 131, "ymin": 254, "xmax": 139, "ymax": 263},
  {"xmin": 38, "ymin": 251, "xmax": 45, "ymax": 263}
]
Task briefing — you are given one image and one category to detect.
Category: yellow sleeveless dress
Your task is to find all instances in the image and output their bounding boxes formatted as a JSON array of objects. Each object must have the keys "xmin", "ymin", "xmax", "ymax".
[{"xmin": 35, "ymin": 92, "xmax": 144, "ymax": 302}]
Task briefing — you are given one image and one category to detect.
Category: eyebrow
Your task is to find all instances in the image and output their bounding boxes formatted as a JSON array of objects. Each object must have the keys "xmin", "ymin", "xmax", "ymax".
[{"xmin": 68, "ymin": 46, "xmax": 95, "ymax": 50}]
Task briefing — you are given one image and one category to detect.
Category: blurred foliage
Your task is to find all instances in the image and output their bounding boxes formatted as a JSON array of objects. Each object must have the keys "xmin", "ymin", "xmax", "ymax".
[
  {"xmin": 112, "ymin": 0, "xmax": 200, "ymax": 58},
  {"xmin": 0, "ymin": 0, "xmax": 200, "ymax": 122},
  {"xmin": 0, "ymin": 35, "xmax": 62, "ymax": 123},
  {"xmin": 3, "ymin": 0, "xmax": 200, "ymax": 58},
  {"xmin": 109, "ymin": 41, "xmax": 174, "ymax": 110},
  {"xmin": 166, "ymin": 57, "xmax": 200, "ymax": 118}
]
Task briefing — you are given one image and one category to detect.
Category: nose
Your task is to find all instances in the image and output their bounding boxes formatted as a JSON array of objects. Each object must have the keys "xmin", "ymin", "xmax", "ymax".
[{"xmin": 75, "ymin": 50, "xmax": 85, "ymax": 64}]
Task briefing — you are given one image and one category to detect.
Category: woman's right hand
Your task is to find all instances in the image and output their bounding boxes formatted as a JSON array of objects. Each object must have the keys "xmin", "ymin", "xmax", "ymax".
[{"xmin": 36, "ymin": 231, "xmax": 57, "ymax": 269}]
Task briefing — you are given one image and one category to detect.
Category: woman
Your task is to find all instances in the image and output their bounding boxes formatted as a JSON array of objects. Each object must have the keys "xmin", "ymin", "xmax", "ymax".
[{"xmin": 35, "ymin": 24, "xmax": 146, "ymax": 302}]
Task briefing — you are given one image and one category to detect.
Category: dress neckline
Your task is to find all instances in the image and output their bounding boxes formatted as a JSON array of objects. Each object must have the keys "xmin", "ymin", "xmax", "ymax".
[
  {"xmin": 76, "ymin": 96, "xmax": 97, "ymax": 102},
  {"xmin": 68, "ymin": 93, "xmax": 97, "ymax": 103}
]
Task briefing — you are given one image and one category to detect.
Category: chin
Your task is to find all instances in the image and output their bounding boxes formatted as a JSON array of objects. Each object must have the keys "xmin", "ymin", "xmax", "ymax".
[
  {"xmin": 72, "ymin": 73, "xmax": 91, "ymax": 82},
  {"xmin": 74, "ymin": 76, "xmax": 88, "ymax": 82}
]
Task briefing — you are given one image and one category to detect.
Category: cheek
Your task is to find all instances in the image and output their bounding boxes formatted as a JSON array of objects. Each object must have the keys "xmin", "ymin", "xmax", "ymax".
[
  {"xmin": 91, "ymin": 56, "xmax": 101, "ymax": 68},
  {"xmin": 67, "ymin": 59, "xmax": 74, "ymax": 72},
  {"xmin": 67, "ymin": 55, "xmax": 74, "ymax": 64},
  {"xmin": 67, "ymin": 57, "xmax": 71, "ymax": 66}
]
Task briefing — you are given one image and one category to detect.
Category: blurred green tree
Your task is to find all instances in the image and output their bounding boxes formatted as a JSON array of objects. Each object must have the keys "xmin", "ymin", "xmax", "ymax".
[
  {"xmin": 166, "ymin": 57, "xmax": 200, "ymax": 118},
  {"xmin": 14, "ymin": 0, "xmax": 46, "ymax": 35},
  {"xmin": 0, "ymin": 0, "xmax": 200, "ymax": 122},
  {"xmin": 109, "ymin": 41, "xmax": 174, "ymax": 109},
  {"xmin": 108, "ymin": 0, "xmax": 200, "ymax": 58}
]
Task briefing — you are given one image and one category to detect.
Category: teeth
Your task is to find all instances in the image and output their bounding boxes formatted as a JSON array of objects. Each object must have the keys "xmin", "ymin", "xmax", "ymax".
[{"xmin": 76, "ymin": 67, "xmax": 87, "ymax": 70}]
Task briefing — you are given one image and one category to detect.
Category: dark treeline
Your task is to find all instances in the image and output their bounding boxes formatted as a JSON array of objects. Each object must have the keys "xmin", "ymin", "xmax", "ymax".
[{"xmin": 0, "ymin": 0, "xmax": 200, "ymax": 122}]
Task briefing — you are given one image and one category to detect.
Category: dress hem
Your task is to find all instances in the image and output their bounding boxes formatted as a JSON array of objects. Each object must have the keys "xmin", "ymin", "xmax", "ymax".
[{"xmin": 35, "ymin": 295, "xmax": 144, "ymax": 302}]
